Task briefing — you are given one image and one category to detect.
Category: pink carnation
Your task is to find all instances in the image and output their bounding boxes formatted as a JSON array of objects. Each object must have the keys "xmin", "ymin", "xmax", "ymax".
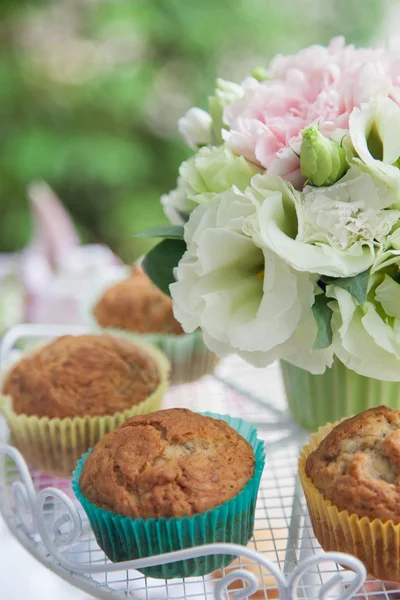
[{"xmin": 223, "ymin": 37, "xmax": 398, "ymax": 188}]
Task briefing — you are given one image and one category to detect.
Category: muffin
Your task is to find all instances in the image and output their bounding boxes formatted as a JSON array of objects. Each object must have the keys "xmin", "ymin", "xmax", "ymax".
[
  {"xmin": 72, "ymin": 408, "xmax": 265, "ymax": 578},
  {"xmin": 93, "ymin": 265, "xmax": 183, "ymax": 336},
  {"xmin": 89, "ymin": 265, "xmax": 219, "ymax": 384},
  {"xmin": 299, "ymin": 405, "xmax": 400, "ymax": 582},
  {"xmin": 0, "ymin": 334, "xmax": 170, "ymax": 476}
]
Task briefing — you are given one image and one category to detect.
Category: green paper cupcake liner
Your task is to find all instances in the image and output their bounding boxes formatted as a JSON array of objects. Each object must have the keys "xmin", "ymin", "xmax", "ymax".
[
  {"xmin": 72, "ymin": 412, "xmax": 265, "ymax": 579},
  {"xmin": 0, "ymin": 340, "xmax": 170, "ymax": 477},
  {"xmin": 84, "ymin": 273, "xmax": 219, "ymax": 385},
  {"xmin": 281, "ymin": 357, "xmax": 400, "ymax": 432},
  {"xmin": 121, "ymin": 330, "xmax": 220, "ymax": 385}
]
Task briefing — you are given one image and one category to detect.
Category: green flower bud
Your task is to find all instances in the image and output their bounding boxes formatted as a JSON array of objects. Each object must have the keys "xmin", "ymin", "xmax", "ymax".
[
  {"xmin": 300, "ymin": 125, "xmax": 348, "ymax": 187},
  {"xmin": 251, "ymin": 67, "xmax": 269, "ymax": 82}
]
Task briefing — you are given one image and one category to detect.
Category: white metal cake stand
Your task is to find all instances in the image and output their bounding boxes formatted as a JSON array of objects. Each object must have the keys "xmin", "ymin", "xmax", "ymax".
[{"xmin": 0, "ymin": 324, "xmax": 398, "ymax": 600}]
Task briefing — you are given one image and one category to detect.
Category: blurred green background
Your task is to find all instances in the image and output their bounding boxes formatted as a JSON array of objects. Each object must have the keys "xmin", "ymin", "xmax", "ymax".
[{"xmin": 0, "ymin": 0, "xmax": 386, "ymax": 262}]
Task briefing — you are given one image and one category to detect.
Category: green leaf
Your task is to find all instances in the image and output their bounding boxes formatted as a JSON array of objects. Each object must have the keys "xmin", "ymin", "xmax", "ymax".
[
  {"xmin": 142, "ymin": 238, "xmax": 187, "ymax": 296},
  {"xmin": 135, "ymin": 226, "xmax": 184, "ymax": 239},
  {"xmin": 312, "ymin": 295, "xmax": 333, "ymax": 350},
  {"xmin": 321, "ymin": 269, "xmax": 370, "ymax": 306}
]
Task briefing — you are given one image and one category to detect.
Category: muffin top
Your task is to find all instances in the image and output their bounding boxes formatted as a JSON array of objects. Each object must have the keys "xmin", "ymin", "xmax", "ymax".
[
  {"xmin": 3, "ymin": 334, "xmax": 162, "ymax": 418},
  {"xmin": 92, "ymin": 266, "xmax": 184, "ymax": 335},
  {"xmin": 306, "ymin": 405, "xmax": 400, "ymax": 523},
  {"xmin": 79, "ymin": 408, "xmax": 255, "ymax": 519}
]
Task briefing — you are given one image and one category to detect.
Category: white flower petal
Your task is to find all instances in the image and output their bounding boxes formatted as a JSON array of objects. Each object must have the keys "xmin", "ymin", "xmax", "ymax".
[
  {"xmin": 171, "ymin": 188, "xmax": 319, "ymax": 368},
  {"xmin": 328, "ymin": 284, "xmax": 400, "ymax": 381},
  {"xmin": 246, "ymin": 184, "xmax": 374, "ymax": 277},
  {"xmin": 161, "ymin": 146, "xmax": 260, "ymax": 225},
  {"xmin": 161, "ymin": 177, "xmax": 197, "ymax": 225},
  {"xmin": 375, "ymin": 275, "xmax": 400, "ymax": 319},
  {"xmin": 179, "ymin": 145, "xmax": 261, "ymax": 203},
  {"xmin": 178, "ymin": 107, "xmax": 212, "ymax": 149},
  {"xmin": 349, "ymin": 97, "xmax": 400, "ymax": 198},
  {"xmin": 298, "ymin": 167, "xmax": 400, "ymax": 252},
  {"xmin": 282, "ymin": 316, "xmax": 334, "ymax": 374}
]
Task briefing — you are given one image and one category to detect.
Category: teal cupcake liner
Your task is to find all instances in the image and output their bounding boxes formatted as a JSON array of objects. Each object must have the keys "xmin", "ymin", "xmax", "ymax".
[
  {"xmin": 84, "ymin": 275, "xmax": 219, "ymax": 385},
  {"xmin": 72, "ymin": 413, "xmax": 265, "ymax": 579}
]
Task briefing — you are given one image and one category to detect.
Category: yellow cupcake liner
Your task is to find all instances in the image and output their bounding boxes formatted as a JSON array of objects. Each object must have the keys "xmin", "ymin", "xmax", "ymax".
[
  {"xmin": 299, "ymin": 421, "xmax": 400, "ymax": 582},
  {"xmin": 0, "ymin": 339, "xmax": 170, "ymax": 478}
]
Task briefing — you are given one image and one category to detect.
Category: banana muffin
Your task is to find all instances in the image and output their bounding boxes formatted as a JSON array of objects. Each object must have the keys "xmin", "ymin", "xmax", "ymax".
[
  {"xmin": 300, "ymin": 405, "xmax": 400, "ymax": 582},
  {"xmin": 74, "ymin": 409, "xmax": 264, "ymax": 577},
  {"xmin": 92, "ymin": 266, "xmax": 183, "ymax": 335},
  {"xmin": 0, "ymin": 333, "xmax": 170, "ymax": 476},
  {"xmin": 79, "ymin": 408, "xmax": 255, "ymax": 519},
  {"xmin": 3, "ymin": 334, "xmax": 162, "ymax": 418},
  {"xmin": 305, "ymin": 405, "xmax": 400, "ymax": 523},
  {"xmin": 90, "ymin": 266, "xmax": 219, "ymax": 384}
]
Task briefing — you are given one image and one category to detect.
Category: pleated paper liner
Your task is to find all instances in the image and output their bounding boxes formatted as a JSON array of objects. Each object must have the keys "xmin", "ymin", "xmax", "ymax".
[
  {"xmin": 90, "ymin": 326, "xmax": 219, "ymax": 385},
  {"xmin": 299, "ymin": 421, "xmax": 400, "ymax": 582},
  {"xmin": 72, "ymin": 413, "xmax": 266, "ymax": 579},
  {"xmin": 281, "ymin": 357, "xmax": 400, "ymax": 431},
  {"xmin": 84, "ymin": 273, "xmax": 220, "ymax": 385},
  {"xmin": 0, "ymin": 340, "xmax": 170, "ymax": 478}
]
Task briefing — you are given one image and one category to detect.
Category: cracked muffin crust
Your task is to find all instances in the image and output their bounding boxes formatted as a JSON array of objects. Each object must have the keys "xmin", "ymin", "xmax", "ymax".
[
  {"xmin": 79, "ymin": 408, "xmax": 255, "ymax": 519},
  {"xmin": 305, "ymin": 405, "xmax": 400, "ymax": 523},
  {"xmin": 93, "ymin": 266, "xmax": 184, "ymax": 335},
  {"xmin": 3, "ymin": 334, "xmax": 161, "ymax": 418}
]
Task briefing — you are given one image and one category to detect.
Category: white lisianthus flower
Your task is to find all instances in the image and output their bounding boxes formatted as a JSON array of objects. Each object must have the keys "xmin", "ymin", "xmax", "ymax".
[
  {"xmin": 161, "ymin": 145, "xmax": 260, "ymax": 224},
  {"xmin": 244, "ymin": 169, "xmax": 398, "ymax": 278},
  {"xmin": 180, "ymin": 145, "xmax": 261, "ymax": 203},
  {"xmin": 170, "ymin": 187, "xmax": 333, "ymax": 371},
  {"xmin": 298, "ymin": 167, "xmax": 400, "ymax": 249},
  {"xmin": 178, "ymin": 107, "xmax": 212, "ymax": 150},
  {"xmin": 373, "ymin": 227, "xmax": 400, "ymax": 272},
  {"xmin": 202, "ymin": 310, "xmax": 334, "ymax": 374},
  {"xmin": 160, "ymin": 177, "xmax": 197, "ymax": 225},
  {"xmin": 262, "ymin": 307, "xmax": 334, "ymax": 375},
  {"xmin": 328, "ymin": 274, "xmax": 400, "ymax": 381},
  {"xmin": 349, "ymin": 97, "xmax": 400, "ymax": 201},
  {"xmin": 208, "ymin": 78, "xmax": 244, "ymax": 143}
]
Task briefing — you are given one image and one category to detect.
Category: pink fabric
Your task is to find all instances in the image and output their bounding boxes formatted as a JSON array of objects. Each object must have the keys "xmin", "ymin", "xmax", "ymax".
[{"xmin": 22, "ymin": 182, "xmax": 122, "ymax": 325}]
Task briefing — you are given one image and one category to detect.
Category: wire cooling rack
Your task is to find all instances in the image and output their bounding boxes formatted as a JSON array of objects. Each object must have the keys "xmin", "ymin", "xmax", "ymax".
[{"xmin": 0, "ymin": 325, "xmax": 399, "ymax": 600}]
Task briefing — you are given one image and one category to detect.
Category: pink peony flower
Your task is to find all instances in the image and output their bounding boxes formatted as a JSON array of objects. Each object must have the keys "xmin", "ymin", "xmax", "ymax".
[{"xmin": 223, "ymin": 37, "xmax": 397, "ymax": 188}]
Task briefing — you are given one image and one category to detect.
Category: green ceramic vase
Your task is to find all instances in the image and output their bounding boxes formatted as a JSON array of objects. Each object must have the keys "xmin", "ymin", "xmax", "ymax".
[{"xmin": 281, "ymin": 357, "xmax": 400, "ymax": 431}]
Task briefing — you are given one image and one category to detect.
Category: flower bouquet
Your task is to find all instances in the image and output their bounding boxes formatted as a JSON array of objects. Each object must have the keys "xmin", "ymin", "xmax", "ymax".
[{"xmin": 140, "ymin": 38, "xmax": 400, "ymax": 430}]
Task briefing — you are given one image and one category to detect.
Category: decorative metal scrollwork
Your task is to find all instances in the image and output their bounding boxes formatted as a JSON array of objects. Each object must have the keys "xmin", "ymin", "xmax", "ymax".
[{"xmin": 0, "ymin": 443, "xmax": 367, "ymax": 600}]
